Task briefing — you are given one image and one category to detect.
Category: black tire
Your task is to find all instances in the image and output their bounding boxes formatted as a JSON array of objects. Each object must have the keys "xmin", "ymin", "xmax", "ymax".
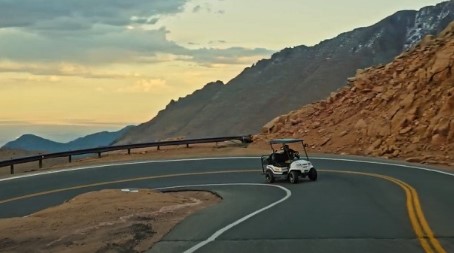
[
  {"xmin": 308, "ymin": 168, "xmax": 318, "ymax": 181},
  {"xmin": 265, "ymin": 170, "xmax": 275, "ymax": 183},
  {"xmin": 289, "ymin": 171, "xmax": 299, "ymax": 184}
]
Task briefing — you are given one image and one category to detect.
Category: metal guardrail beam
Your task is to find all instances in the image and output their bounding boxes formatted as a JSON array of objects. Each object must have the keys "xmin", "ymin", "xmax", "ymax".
[{"xmin": 0, "ymin": 135, "xmax": 253, "ymax": 174}]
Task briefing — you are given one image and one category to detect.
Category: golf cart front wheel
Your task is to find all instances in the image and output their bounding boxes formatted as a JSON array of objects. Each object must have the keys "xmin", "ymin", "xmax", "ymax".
[
  {"xmin": 289, "ymin": 171, "xmax": 299, "ymax": 184},
  {"xmin": 308, "ymin": 168, "xmax": 317, "ymax": 181},
  {"xmin": 265, "ymin": 170, "xmax": 275, "ymax": 183}
]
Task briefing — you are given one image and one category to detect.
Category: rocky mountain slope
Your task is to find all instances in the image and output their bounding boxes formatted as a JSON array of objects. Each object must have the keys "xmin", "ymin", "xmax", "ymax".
[
  {"xmin": 255, "ymin": 21, "xmax": 454, "ymax": 166},
  {"xmin": 117, "ymin": 1, "xmax": 454, "ymax": 144},
  {"xmin": 2, "ymin": 125, "xmax": 134, "ymax": 153}
]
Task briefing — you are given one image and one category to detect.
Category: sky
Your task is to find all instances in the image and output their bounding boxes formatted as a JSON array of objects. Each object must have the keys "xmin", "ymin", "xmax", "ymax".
[{"xmin": 0, "ymin": 0, "xmax": 446, "ymax": 145}]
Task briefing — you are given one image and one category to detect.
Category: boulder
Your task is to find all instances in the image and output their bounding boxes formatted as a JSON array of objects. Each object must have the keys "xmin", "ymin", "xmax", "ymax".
[
  {"xmin": 262, "ymin": 116, "xmax": 283, "ymax": 133},
  {"xmin": 400, "ymin": 92, "xmax": 415, "ymax": 109},
  {"xmin": 441, "ymin": 89, "xmax": 454, "ymax": 113},
  {"xmin": 355, "ymin": 119, "xmax": 367, "ymax": 129},
  {"xmin": 339, "ymin": 130, "xmax": 348, "ymax": 137},
  {"xmin": 431, "ymin": 134, "xmax": 446, "ymax": 145},
  {"xmin": 320, "ymin": 137, "xmax": 331, "ymax": 146},
  {"xmin": 399, "ymin": 126, "xmax": 413, "ymax": 135},
  {"xmin": 406, "ymin": 157, "xmax": 423, "ymax": 163},
  {"xmin": 366, "ymin": 139, "xmax": 383, "ymax": 154},
  {"xmin": 435, "ymin": 118, "xmax": 451, "ymax": 136},
  {"xmin": 449, "ymin": 121, "xmax": 454, "ymax": 142}
]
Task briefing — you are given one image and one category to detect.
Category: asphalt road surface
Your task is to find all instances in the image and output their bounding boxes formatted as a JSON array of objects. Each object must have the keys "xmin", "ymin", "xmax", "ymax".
[{"xmin": 0, "ymin": 155, "xmax": 453, "ymax": 253}]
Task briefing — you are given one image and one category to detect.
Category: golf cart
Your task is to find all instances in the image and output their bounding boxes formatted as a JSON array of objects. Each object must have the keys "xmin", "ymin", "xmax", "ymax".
[{"xmin": 261, "ymin": 139, "xmax": 317, "ymax": 184}]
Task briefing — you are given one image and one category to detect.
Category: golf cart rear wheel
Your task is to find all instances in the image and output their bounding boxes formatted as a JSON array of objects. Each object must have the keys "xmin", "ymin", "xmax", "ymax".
[
  {"xmin": 308, "ymin": 168, "xmax": 317, "ymax": 181},
  {"xmin": 289, "ymin": 171, "xmax": 299, "ymax": 184},
  {"xmin": 265, "ymin": 170, "xmax": 275, "ymax": 183}
]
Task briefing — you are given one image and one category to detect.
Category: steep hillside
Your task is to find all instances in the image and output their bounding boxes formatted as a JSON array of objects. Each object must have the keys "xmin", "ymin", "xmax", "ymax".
[
  {"xmin": 2, "ymin": 125, "xmax": 134, "ymax": 153},
  {"xmin": 256, "ymin": 21, "xmax": 454, "ymax": 165},
  {"xmin": 69, "ymin": 125, "xmax": 134, "ymax": 149},
  {"xmin": 118, "ymin": 1, "xmax": 454, "ymax": 144},
  {"xmin": 118, "ymin": 81, "xmax": 224, "ymax": 144}
]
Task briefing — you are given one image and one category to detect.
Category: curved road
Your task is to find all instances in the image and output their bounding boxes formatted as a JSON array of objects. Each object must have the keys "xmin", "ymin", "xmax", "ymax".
[{"xmin": 0, "ymin": 156, "xmax": 453, "ymax": 253}]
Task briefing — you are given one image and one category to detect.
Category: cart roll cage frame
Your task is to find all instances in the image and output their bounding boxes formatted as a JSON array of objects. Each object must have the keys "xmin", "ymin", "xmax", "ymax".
[{"xmin": 269, "ymin": 138, "xmax": 310, "ymax": 161}]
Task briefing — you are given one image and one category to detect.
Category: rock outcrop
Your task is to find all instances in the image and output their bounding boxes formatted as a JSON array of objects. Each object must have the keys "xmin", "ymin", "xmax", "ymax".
[{"xmin": 256, "ymin": 22, "xmax": 454, "ymax": 166}]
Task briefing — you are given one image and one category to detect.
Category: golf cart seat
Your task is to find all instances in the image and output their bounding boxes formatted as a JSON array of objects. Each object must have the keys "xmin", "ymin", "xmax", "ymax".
[{"xmin": 271, "ymin": 152, "xmax": 290, "ymax": 167}]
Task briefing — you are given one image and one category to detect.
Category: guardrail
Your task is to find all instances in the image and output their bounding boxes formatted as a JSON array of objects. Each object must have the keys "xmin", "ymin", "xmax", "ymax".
[{"xmin": 0, "ymin": 135, "xmax": 253, "ymax": 174}]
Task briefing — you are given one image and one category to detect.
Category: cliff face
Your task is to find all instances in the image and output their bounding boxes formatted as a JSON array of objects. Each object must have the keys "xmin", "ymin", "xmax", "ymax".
[
  {"xmin": 256, "ymin": 22, "xmax": 454, "ymax": 166},
  {"xmin": 117, "ymin": 1, "xmax": 454, "ymax": 144}
]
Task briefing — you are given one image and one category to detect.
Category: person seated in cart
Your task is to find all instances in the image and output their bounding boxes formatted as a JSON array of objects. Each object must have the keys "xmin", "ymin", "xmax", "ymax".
[
  {"xmin": 282, "ymin": 144, "xmax": 299, "ymax": 162},
  {"xmin": 261, "ymin": 138, "xmax": 317, "ymax": 184}
]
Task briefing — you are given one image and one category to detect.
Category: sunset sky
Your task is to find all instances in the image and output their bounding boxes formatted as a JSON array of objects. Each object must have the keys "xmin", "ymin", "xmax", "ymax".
[{"xmin": 0, "ymin": 0, "xmax": 445, "ymax": 144}]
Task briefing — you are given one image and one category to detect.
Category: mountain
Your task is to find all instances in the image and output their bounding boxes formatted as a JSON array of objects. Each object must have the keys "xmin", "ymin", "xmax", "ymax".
[
  {"xmin": 2, "ymin": 135, "xmax": 65, "ymax": 153},
  {"xmin": 117, "ymin": 1, "xmax": 454, "ymax": 144},
  {"xmin": 1, "ymin": 125, "xmax": 134, "ymax": 153},
  {"xmin": 256, "ymin": 21, "xmax": 454, "ymax": 165}
]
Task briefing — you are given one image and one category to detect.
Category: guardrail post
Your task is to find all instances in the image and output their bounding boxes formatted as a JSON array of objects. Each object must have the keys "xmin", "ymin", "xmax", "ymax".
[
  {"xmin": 10, "ymin": 164, "xmax": 14, "ymax": 174},
  {"xmin": 128, "ymin": 148, "xmax": 131, "ymax": 155},
  {"xmin": 186, "ymin": 144, "xmax": 189, "ymax": 148},
  {"xmin": 39, "ymin": 157, "xmax": 43, "ymax": 168},
  {"xmin": 98, "ymin": 152, "xmax": 101, "ymax": 158},
  {"xmin": 157, "ymin": 146, "xmax": 160, "ymax": 151},
  {"xmin": 68, "ymin": 155, "xmax": 72, "ymax": 163}
]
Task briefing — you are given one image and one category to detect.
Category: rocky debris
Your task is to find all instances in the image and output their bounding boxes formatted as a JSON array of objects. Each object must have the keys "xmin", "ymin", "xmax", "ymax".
[{"xmin": 255, "ymin": 22, "xmax": 454, "ymax": 166}]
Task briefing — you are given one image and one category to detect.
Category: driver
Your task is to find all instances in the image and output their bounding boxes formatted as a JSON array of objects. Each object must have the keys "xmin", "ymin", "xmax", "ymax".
[{"xmin": 283, "ymin": 144, "xmax": 296, "ymax": 161}]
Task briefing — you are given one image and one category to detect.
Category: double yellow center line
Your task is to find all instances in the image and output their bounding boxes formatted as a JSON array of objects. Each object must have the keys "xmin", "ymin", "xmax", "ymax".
[{"xmin": 323, "ymin": 170, "xmax": 447, "ymax": 253}]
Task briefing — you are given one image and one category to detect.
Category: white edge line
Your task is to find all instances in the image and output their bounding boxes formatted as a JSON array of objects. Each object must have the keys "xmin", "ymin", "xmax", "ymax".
[
  {"xmin": 1, "ymin": 155, "xmax": 453, "ymax": 182},
  {"xmin": 312, "ymin": 157, "xmax": 454, "ymax": 177},
  {"xmin": 155, "ymin": 183, "xmax": 291, "ymax": 253},
  {"xmin": 0, "ymin": 157, "xmax": 254, "ymax": 182}
]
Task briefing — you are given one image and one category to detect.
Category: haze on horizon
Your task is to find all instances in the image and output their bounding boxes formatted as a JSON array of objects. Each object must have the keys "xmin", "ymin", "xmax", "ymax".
[{"xmin": 0, "ymin": 0, "xmax": 446, "ymax": 144}]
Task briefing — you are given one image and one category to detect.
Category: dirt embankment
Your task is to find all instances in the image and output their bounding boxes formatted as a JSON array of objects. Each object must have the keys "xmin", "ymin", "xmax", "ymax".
[
  {"xmin": 0, "ymin": 189, "xmax": 220, "ymax": 253},
  {"xmin": 256, "ymin": 22, "xmax": 454, "ymax": 166}
]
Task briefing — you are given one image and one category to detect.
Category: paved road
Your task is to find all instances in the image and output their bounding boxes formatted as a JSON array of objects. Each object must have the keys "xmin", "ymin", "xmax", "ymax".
[{"xmin": 0, "ymin": 156, "xmax": 453, "ymax": 253}]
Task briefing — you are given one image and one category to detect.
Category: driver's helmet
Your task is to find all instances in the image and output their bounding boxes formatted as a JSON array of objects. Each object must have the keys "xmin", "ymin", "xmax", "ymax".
[{"xmin": 283, "ymin": 144, "xmax": 289, "ymax": 151}]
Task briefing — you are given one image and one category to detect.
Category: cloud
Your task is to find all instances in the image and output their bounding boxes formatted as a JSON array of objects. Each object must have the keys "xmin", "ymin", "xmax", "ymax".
[
  {"xmin": 25, "ymin": 75, "xmax": 60, "ymax": 82},
  {"xmin": 0, "ymin": 0, "xmax": 274, "ymax": 68},
  {"xmin": 189, "ymin": 47, "xmax": 274, "ymax": 66},
  {"xmin": 192, "ymin": 5, "xmax": 202, "ymax": 13},
  {"xmin": 208, "ymin": 40, "xmax": 227, "ymax": 44},
  {"xmin": 116, "ymin": 79, "xmax": 172, "ymax": 93},
  {"xmin": 0, "ymin": 61, "xmax": 152, "ymax": 80},
  {"xmin": 0, "ymin": 26, "xmax": 187, "ymax": 64},
  {"xmin": 191, "ymin": 3, "xmax": 224, "ymax": 14},
  {"xmin": 0, "ymin": 0, "xmax": 189, "ymax": 30},
  {"xmin": 130, "ymin": 16, "xmax": 159, "ymax": 25}
]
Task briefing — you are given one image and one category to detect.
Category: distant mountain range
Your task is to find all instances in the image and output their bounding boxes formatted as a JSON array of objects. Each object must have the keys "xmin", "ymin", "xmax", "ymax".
[
  {"xmin": 116, "ymin": 1, "xmax": 454, "ymax": 144},
  {"xmin": 1, "ymin": 125, "xmax": 134, "ymax": 153}
]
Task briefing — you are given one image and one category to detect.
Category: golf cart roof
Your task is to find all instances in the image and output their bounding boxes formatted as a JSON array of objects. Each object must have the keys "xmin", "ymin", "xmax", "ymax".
[{"xmin": 269, "ymin": 138, "xmax": 303, "ymax": 144}]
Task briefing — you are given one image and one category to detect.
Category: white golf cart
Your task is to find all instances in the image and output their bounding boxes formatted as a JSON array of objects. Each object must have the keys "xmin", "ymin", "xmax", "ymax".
[{"xmin": 261, "ymin": 138, "xmax": 317, "ymax": 184}]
